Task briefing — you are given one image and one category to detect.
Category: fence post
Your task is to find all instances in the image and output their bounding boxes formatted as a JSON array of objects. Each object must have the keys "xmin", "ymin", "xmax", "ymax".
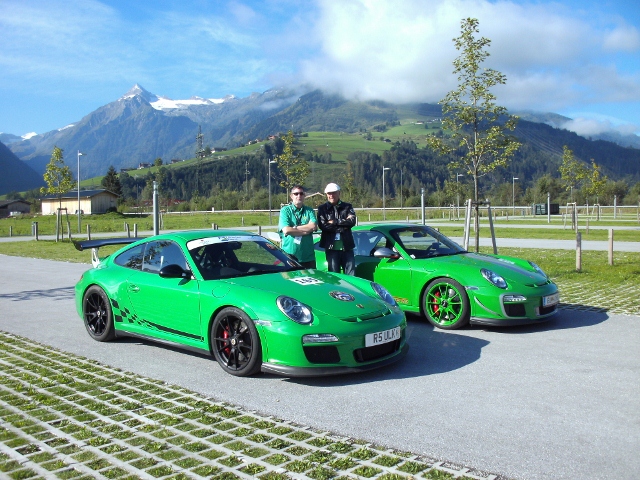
[
  {"xmin": 576, "ymin": 232, "xmax": 582, "ymax": 272},
  {"xmin": 125, "ymin": 223, "xmax": 130, "ymax": 238},
  {"xmin": 258, "ymin": 226, "xmax": 262, "ymax": 236},
  {"xmin": 134, "ymin": 224, "xmax": 138, "ymax": 237},
  {"xmin": 87, "ymin": 224, "xmax": 91, "ymax": 240},
  {"xmin": 608, "ymin": 229, "xmax": 614, "ymax": 266}
]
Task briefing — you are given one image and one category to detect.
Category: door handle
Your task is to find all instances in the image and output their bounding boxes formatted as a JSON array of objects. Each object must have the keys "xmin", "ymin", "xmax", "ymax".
[{"xmin": 128, "ymin": 285, "xmax": 140, "ymax": 293}]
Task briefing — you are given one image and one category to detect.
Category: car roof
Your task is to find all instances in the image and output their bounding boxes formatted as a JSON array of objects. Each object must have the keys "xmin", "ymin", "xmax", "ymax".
[
  {"xmin": 155, "ymin": 229, "xmax": 261, "ymax": 242},
  {"xmin": 354, "ymin": 223, "xmax": 420, "ymax": 232}
]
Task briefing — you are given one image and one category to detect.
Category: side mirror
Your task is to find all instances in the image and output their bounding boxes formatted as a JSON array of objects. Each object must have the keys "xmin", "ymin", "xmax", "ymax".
[
  {"xmin": 159, "ymin": 264, "xmax": 191, "ymax": 279},
  {"xmin": 373, "ymin": 247, "xmax": 400, "ymax": 259}
]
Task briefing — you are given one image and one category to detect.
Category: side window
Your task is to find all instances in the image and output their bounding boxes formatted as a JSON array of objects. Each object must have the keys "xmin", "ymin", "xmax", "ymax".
[
  {"xmin": 142, "ymin": 240, "xmax": 187, "ymax": 274},
  {"xmin": 353, "ymin": 231, "xmax": 387, "ymax": 256},
  {"xmin": 114, "ymin": 244, "xmax": 145, "ymax": 270}
]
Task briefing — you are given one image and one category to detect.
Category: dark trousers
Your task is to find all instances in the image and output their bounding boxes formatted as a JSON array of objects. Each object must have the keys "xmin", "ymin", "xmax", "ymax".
[{"xmin": 326, "ymin": 249, "xmax": 355, "ymax": 275}]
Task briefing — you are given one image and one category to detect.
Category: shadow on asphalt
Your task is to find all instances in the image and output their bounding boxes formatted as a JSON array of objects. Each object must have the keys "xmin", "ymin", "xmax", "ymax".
[
  {"xmin": 0, "ymin": 286, "xmax": 75, "ymax": 302},
  {"xmin": 469, "ymin": 307, "xmax": 609, "ymax": 334},
  {"xmin": 75, "ymin": 307, "xmax": 608, "ymax": 388},
  {"xmin": 289, "ymin": 318, "xmax": 489, "ymax": 387}
]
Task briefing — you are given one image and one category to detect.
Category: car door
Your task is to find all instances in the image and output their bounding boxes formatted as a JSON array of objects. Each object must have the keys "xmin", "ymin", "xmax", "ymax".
[
  {"xmin": 353, "ymin": 231, "xmax": 414, "ymax": 307},
  {"xmin": 125, "ymin": 240, "xmax": 204, "ymax": 344}
]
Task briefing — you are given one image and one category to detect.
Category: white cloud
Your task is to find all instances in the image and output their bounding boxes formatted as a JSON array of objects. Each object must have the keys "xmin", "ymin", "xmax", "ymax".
[
  {"xmin": 560, "ymin": 116, "xmax": 640, "ymax": 137},
  {"xmin": 603, "ymin": 24, "xmax": 640, "ymax": 52},
  {"xmin": 299, "ymin": 0, "xmax": 640, "ymax": 125}
]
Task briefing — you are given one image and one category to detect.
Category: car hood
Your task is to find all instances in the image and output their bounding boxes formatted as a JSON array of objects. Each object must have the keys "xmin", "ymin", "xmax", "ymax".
[
  {"xmin": 415, "ymin": 252, "xmax": 549, "ymax": 286},
  {"xmin": 217, "ymin": 269, "xmax": 392, "ymax": 320}
]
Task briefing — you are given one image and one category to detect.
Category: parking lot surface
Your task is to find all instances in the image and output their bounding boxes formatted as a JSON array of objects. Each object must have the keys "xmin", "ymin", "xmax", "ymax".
[{"xmin": 1, "ymin": 254, "xmax": 639, "ymax": 479}]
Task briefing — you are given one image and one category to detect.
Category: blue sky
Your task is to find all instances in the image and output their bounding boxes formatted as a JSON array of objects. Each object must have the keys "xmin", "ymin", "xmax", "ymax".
[{"xmin": 1, "ymin": 0, "xmax": 639, "ymax": 138}]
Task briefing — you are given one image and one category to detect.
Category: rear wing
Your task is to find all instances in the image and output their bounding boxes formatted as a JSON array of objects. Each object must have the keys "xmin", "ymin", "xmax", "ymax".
[{"xmin": 73, "ymin": 237, "xmax": 144, "ymax": 267}]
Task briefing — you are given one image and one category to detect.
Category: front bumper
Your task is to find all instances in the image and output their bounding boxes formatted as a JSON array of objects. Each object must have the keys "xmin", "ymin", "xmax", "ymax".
[{"xmin": 261, "ymin": 343, "xmax": 409, "ymax": 377}]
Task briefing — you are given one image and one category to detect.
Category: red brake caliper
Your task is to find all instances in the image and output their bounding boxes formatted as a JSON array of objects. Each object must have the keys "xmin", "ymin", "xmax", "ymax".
[
  {"xmin": 222, "ymin": 327, "xmax": 231, "ymax": 356},
  {"xmin": 432, "ymin": 290, "xmax": 441, "ymax": 315}
]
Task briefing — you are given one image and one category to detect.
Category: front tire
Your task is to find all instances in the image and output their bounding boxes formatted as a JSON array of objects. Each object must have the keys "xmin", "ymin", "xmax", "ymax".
[
  {"xmin": 82, "ymin": 286, "xmax": 116, "ymax": 341},
  {"xmin": 211, "ymin": 307, "xmax": 262, "ymax": 376},
  {"xmin": 423, "ymin": 278, "xmax": 470, "ymax": 330}
]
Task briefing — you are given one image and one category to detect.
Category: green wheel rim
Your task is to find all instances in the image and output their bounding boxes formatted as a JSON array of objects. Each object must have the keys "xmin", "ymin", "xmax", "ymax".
[{"xmin": 426, "ymin": 281, "xmax": 464, "ymax": 326}]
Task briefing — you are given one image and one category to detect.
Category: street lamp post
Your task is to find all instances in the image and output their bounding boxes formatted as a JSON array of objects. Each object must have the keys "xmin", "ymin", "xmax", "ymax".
[
  {"xmin": 456, "ymin": 173, "xmax": 464, "ymax": 219},
  {"xmin": 268, "ymin": 159, "xmax": 276, "ymax": 224},
  {"xmin": 512, "ymin": 177, "xmax": 519, "ymax": 215},
  {"xmin": 77, "ymin": 151, "xmax": 84, "ymax": 233},
  {"xmin": 382, "ymin": 166, "xmax": 391, "ymax": 220},
  {"xmin": 400, "ymin": 169, "xmax": 403, "ymax": 210}
]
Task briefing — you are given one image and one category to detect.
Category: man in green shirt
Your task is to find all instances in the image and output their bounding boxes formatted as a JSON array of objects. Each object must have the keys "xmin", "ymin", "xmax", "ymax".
[{"xmin": 278, "ymin": 185, "xmax": 318, "ymax": 268}]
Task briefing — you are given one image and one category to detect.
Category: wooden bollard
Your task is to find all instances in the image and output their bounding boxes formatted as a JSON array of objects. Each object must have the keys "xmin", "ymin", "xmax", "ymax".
[
  {"xmin": 608, "ymin": 229, "xmax": 614, "ymax": 266},
  {"xmin": 576, "ymin": 232, "xmax": 582, "ymax": 272}
]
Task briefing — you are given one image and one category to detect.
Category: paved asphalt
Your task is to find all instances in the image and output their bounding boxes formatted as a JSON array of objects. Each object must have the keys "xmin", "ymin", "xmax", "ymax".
[{"xmin": 0, "ymin": 254, "xmax": 639, "ymax": 480}]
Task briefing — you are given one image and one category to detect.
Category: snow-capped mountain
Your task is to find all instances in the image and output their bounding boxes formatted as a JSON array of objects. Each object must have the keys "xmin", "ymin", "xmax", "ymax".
[{"xmin": 7, "ymin": 84, "xmax": 300, "ymax": 179}]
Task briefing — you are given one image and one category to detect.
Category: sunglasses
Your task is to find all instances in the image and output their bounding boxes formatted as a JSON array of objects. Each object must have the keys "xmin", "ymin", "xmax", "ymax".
[{"xmin": 291, "ymin": 192, "xmax": 305, "ymax": 196}]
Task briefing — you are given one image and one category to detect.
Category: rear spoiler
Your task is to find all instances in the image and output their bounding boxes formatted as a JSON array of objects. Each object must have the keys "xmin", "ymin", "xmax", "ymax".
[{"xmin": 73, "ymin": 237, "xmax": 144, "ymax": 267}]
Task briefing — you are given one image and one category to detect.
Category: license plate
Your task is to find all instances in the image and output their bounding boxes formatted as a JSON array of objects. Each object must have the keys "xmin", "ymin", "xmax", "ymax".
[
  {"xmin": 543, "ymin": 292, "xmax": 559, "ymax": 306},
  {"xmin": 365, "ymin": 327, "xmax": 401, "ymax": 347}
]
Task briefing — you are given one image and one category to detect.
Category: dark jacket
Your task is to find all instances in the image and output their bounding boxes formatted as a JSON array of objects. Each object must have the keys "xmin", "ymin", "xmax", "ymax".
[{"xmin": 317, "ymin": 200, "xmax": 357, "ymax": 250}]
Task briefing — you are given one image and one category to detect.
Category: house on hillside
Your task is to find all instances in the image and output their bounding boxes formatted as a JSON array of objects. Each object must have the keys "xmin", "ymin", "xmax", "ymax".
[
  {"xmin": 40, "ymin": 190, "xmax": 118, "ymax": 215},
  {"xmin": 0, "ymin": 199, "xmax": 31, "ymax": 218}
]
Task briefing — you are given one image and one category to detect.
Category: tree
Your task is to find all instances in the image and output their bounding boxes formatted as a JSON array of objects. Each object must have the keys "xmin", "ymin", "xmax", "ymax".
[
  {"xmin": 559, "ymin": 145, "xmax": 588, "ymax": 202},
  {"xmin": 274, "ymin": 130, "xmax": 310, "ymax": 192},
  {"xmin": 426, "ymin": 18, "xmax": 520, "ymax": 251},
  {"xmin": 583, "ymin": 160, "xmax": 607, "ymax": 204},
  {"xmin": 40, "ymin": 146, "xmax": 74, "ymax": 210},
  {"xmin": 154, "ymin": 157, "xmax": 163, "ymax": 167},
  {"xmin": 102, "ymin": 166, "xmax": 123, "ymax": 198}
]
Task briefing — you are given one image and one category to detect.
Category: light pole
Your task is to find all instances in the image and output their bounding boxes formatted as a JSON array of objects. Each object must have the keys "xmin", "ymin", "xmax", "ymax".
[
  {"xmin": 77, "ymin": 151, "xmax": 84, "ymax": 233},
  {"xmin": 512, "ymin": 177, "xmax": 519, "ymax": 215},
  {"xmin": 382, "ymin": 166, "xmax": 391, "ymax": 220},
  {"xmin": 456, "ymin": 173, "xmax": 464, "ymax": 219},
  {"xmin": 400, "ymin": 168, "xmax": 403, "ymax": 210},
  {"xmin": 268, "ymin": 159, "xmax": 276, "ymax": 224}
]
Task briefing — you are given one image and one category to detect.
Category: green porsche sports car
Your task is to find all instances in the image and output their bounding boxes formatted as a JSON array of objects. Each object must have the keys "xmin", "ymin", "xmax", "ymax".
[
  {"xmin": 74, "ymin": 230, "xmax": 407, "ymax": 377},
  {"xmin": 314, "ymin": 224, "xmax": 559, "ymax": 329}
]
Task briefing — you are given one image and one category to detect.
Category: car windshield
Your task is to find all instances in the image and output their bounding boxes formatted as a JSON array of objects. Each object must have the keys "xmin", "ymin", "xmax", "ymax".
[
  {"xmin": 390, "ymin": 226, "xmax": 466, "ymax": 259},
  {"xmin": 187, "ymin": 235, "xmax": 302, "ymax": 280}
]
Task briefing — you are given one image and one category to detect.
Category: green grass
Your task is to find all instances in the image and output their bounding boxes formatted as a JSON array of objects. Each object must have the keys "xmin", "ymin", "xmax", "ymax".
[{"xmin": 2, "ymin": 208, "xmax": 638, "ymax": 239}]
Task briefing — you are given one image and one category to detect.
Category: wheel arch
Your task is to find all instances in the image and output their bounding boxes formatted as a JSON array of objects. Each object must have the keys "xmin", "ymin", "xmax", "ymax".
[
  {"xmin": 204, "ymin": 303, "xmax": 264, "ymax": 355},
  {"xmin": 417, "ymin": 274, "xmax": 472, "ymax": 318}
]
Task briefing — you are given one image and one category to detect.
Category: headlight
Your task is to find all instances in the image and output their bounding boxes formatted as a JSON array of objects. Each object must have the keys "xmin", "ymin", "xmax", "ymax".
[
  {"xmin": 528, "ymin": 261, "xmax": 547, "ymax": 277},
  {"xmin": 371, "ymin": 282, "xmax": 398, "ymax": 307},
  {"xmin": 276, "ymin": 296, "xmax": 313, "ymax": 324},
  {"xmin": 481, "ymin": 269, "xmax": 507, "ymax": 289}
]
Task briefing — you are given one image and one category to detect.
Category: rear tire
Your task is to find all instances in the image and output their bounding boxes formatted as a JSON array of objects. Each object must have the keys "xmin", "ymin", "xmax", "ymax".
[
  {"xmin": 82, "ymin": 286, "xmax": 116, "ymax": 341},
  {"xmin": 211, "ymin": 307, "xmax": 262, "ymax": 376},
  {"xmin": 423, "ymin": 278, "xmax": 470, "ymax": 330}
]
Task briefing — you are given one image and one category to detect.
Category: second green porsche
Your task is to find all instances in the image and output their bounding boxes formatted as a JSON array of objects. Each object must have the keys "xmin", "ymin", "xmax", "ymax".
[{"xmin": 314, "ymin": 224, "xmax": 559, "ymax": 329}]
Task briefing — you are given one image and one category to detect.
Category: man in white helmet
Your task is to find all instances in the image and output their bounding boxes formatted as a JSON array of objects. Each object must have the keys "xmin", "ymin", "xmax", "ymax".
[{"xmin": 317, "ymin": 182, "xmax": 357, "ymax": 275}]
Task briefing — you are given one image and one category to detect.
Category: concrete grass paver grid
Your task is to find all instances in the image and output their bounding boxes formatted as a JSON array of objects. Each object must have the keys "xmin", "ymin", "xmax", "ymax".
[
  {"xmin": 555, "ymin": 278, "xmax": 640, "ymax": 316},
  {"xmin": 0, "ymin": 332, "xmax": 504, "ymax": 480}
]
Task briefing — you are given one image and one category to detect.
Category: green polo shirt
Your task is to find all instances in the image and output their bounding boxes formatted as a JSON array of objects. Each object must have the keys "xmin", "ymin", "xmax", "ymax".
[{"xmin": 278, "ymin": 204, "xmax": 317, "ymax": 263}]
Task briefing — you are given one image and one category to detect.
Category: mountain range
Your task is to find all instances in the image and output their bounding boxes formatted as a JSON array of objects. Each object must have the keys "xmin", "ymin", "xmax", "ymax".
[{"xmin": 2, "ymin": 84, "xmax": 640, "ymax": 196}]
